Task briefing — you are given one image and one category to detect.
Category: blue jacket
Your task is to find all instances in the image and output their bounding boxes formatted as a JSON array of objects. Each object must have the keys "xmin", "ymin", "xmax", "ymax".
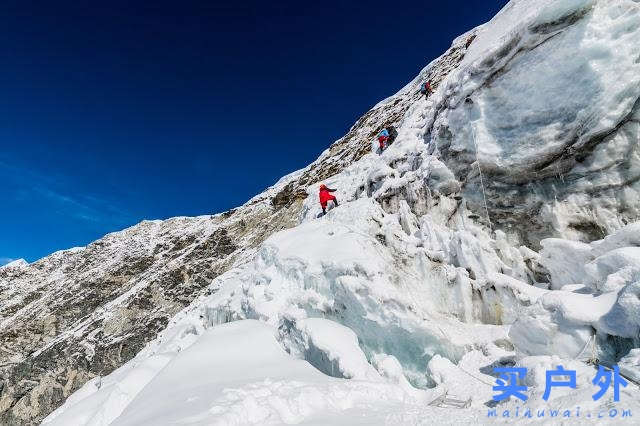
[{"xmin": 378, "ymin": 129, "xmax": 389, "ymax": 138}]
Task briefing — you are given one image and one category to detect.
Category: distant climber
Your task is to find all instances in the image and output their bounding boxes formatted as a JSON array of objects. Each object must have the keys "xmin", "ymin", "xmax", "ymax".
[
  {"xmin": 376, "ymin": 126, "xmax": 398, "ymax": 153},
  {"xmin": 420, "ymin": 81, "xmax": 434, "ymax": 99},
  {"xmin": 377, "ymin": 128, "xmax": 390, "ymax": 153},
  {"xmin": 465, "ymin": 34, "xmax": 476, "ymax": 48},
  {"xmin": 319, "ymin": 184, "xmax": 338, "ymax": 215}
]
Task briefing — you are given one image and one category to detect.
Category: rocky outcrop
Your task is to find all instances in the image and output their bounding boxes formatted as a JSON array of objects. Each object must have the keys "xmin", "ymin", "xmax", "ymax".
[{"xmin": 0, "ymin": 196, "xmax": 313, "ymax": 425}]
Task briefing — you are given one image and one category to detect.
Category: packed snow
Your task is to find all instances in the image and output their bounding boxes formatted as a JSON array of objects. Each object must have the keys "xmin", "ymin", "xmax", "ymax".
[
  {"xmin": 43, "ymin": 0, "xmax": 640, "ymax": 424},
  {"xmin": 0, "ymin": 258, "xmax": 28, "ymax": 270}
]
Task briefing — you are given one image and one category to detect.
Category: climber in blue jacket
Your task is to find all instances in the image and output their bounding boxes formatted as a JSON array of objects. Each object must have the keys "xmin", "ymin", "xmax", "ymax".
[
  {"xmin": 377, "ymin": 128, "xmax": 390, "ymax": 152},
  {"xmin": 420, "ymin": 81, "xmax": 434, "ymax": 99}
]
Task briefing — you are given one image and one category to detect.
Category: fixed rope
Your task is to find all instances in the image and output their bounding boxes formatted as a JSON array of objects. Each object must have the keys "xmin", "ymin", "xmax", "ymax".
[
  {"xmin": 573, "ymin": 334, "xmax": 594, "ymax": 362},
  {"xmin": 469, "ymin": 121, "xmax": 493, "ymax": 232}
]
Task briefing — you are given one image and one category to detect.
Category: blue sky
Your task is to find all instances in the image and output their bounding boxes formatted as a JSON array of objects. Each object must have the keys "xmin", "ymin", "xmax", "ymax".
[{"xmin": 0, "ymin": 0, "xmax": 507, "ymax": 264}]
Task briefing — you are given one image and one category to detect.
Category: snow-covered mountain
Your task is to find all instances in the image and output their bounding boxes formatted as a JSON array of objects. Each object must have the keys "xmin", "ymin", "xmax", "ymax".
[{"xmin": 2, "ymin": 0, "xmax": 640, "ymax": 424}]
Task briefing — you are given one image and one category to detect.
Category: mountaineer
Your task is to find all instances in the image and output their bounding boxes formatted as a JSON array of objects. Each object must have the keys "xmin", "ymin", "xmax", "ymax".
[
  {"xmin": 319, "ymin": 184, "xmax": 338, "ymax": 215},
  {"xmin": 420, "ymin": 80, "xmax": 434, "ymax": 99},
  {"xmin": 377, "ymin": 126, "xmax": 398, "ymax": 153},
  {"xmin": 377, "ymin": 128, "xmax": 390, "ymax": 152}
]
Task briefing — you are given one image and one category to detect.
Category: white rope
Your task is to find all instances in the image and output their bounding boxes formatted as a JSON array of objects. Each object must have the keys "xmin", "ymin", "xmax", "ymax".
[
  {"xmin": 458, "ymin": 365, "xmax": 495, "ymax": 388},
  {"xmin": 590, "ymin": 333, "xmax": 598, "ymax": 364},
  {"xmin": 573, "ymin": 334, "xmax": 593, "ymax": 361},
  {"xmin": 469, "ymin": 121, "xmax": 493, "ymax": 232}
]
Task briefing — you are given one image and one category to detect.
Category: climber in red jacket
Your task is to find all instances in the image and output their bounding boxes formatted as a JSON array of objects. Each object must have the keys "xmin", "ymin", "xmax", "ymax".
[
  {"xmin": 420, "ymin": 81, "xmax": 434, "ymax": 100},
  {"xmin": 319, "ymin": 184, "xmax": 338, "ymax": 215}
]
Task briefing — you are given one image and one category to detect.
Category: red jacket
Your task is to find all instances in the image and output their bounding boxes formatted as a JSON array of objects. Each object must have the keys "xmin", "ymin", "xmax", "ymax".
[{"xmin": 319, "ymin": 184, "xmax": 337, "ymax": 207}]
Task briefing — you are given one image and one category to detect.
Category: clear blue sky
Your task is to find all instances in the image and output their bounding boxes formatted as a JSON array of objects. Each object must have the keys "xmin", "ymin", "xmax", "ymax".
[{"xmin": 0, "ymin": 0, "xmax": 507, "ymax": 264}]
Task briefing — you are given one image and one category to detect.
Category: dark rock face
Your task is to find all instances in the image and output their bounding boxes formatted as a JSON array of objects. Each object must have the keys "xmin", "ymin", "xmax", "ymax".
[
  {"xmin": 272, "ymin": 183, "xmax": 308, "ymax": 210},
  {"xmin": 0, "ymin": 209, "xmax": 291, "ymax": 424}
]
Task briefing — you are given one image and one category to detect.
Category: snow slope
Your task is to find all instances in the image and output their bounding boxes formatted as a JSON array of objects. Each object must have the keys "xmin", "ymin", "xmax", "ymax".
[
  {"xmin": 43, "ymin": 207, "xmax": 640, "ymax": 424},
  {"xmin": 8, "ymin": 0, "xmax": 640, "ymax": 424},
  {"xmin": 48, "ymin": 320, "xmax": 442, "ymax": 426}
]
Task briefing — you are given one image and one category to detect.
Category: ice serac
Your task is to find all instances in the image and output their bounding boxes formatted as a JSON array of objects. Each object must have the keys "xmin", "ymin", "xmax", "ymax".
[
  {"xmin": 5, "ymin": 0, "xmax": 640, "ymax": 424},
  {"xmin": 431, "ymin": 0, "xmax": 640, "ymax": 247}
]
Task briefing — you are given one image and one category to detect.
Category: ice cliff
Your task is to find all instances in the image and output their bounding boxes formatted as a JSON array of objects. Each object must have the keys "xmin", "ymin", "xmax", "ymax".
[{"xmin": 2, "ymin": 0, "xmax": 640, "ymax": 424}]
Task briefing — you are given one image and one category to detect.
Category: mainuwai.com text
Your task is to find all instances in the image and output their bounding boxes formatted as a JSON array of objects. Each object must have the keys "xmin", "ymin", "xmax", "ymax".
[{"xmin": 487, "ymin": 406, "xmax": 632, "ymax": 419}]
